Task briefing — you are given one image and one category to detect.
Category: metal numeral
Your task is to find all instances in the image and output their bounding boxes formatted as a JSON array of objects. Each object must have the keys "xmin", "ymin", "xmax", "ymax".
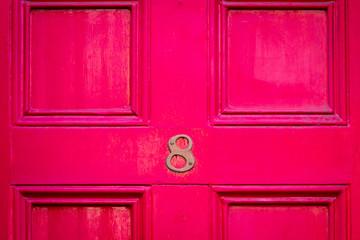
[{"xmin": 165, "ymin": 134, "xmax": 195, "ymax": 173}]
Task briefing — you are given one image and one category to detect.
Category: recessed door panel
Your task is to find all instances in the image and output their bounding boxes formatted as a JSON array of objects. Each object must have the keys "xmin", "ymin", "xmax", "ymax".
[
  {"xmin": 212, "ymin": 185, "xmax": 348, "ymax": 240},
  {"xmin": 228, "ymin": 205, "xmax": 329, "ymax": 240},
  {"xmin": 13, "ymin": 186, "xmax": 151, "ymax": 240},
  {"xmin": 227, "ymin": 10, "xmax": 328, "ymax": 111},
  {"xmin": 30, "ymin": 9, "xmax": 131, "ymax": 112},
  {"xmin": 210, "ymin": 0, "xmax": 347, "ymax": 125},
  {"xmin": 32, "ymin": 206, "xmax": 132, "ymax": 240}
]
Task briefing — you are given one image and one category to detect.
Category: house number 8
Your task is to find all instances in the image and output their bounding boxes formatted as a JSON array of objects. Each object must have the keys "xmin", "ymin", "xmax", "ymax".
[{"xmin": 166, "ymin": 134, "xmax": 195, "ymax": 173}]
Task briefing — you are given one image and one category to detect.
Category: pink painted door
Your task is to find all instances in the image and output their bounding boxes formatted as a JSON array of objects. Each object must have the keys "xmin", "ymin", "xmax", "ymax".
[{"xmin": 0, "ymin": 0, "xmax": 359, "ymax": 239}]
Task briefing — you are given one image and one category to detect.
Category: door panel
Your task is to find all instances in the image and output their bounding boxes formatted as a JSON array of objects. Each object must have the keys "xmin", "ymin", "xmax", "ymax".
[
  {"xmin": 11, "ymin": 127, "xmax": 352, "ymax": 184},
  {"xmin": 13, "ymin": 186, "xmax": 151, "ymax": 240},
  {"xmin": 150, "ymin": 0, "xmax": 208, "ymax": 127},
  {"xmin": 209, "ymin": 0, "xmax": 347, "ymax": 125},
  {"xmin": 30, "ymin": 9, "xmax": 132, "ymax": 112},
  {"xmin": 228, "ymin": 205, "xmax": 329, "ymax": 240},
  {"xmin": 152, "ymin": 185, "xmax": 211, "ymax": 240},
  {"xmin": 13, "ymin": 0, "xmax": 149, "ymax": 126},
  {"xmin": 32, "ymin": 206, "xmax": 132, "ymax": 240},
  {"xmin": 211, "ymin": 185, "xmax": 348, "ymax": 240},
  {"xmin": 226, "ymin": 9, "xmax": 329, "ymax": 111}
]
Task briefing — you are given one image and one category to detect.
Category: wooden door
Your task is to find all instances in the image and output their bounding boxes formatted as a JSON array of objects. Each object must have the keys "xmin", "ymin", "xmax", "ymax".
[{"xmin": 1, "ymin": 0, "xmax": 359, "ymax": 239}]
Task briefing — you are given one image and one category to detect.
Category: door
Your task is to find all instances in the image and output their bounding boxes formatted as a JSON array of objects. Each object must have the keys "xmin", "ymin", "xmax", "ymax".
[{"xmin": 1, "ymin": 0, "xmax": 359, "ymax": 239}]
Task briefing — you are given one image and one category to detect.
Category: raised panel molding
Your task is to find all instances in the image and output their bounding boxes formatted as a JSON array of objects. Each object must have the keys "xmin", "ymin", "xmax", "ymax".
[
  {"xmin": 12, "ymin": 0, "xmax": 150, "ymax": 126},
  {"xmin": 12, "ymin": 186, "xmax": 151, "ymax": 240},
  {"xmin": 209, "ymin": 0, "xmax": 348, "ymax": 126},
  {"xmin": 211, "ymin": 185, "xmax": 349, "ymax": 240}
]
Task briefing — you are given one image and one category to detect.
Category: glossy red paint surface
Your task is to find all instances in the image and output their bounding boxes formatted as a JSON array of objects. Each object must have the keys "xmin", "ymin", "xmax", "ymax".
[
  {"xmin": 211, "ymin": 185, "xmax": 348, "ymax": 240},
  {"xmin": 152, "ymin": 185, "xmax": 211, "ymax": 240},
  {"xmin": 30, "ymin": 9, "xmax": 131, "ymax": 112},
  {"xmin": 227, "ymin": 10, "xmax": 329, "ymax": 111},
  {"xmin": 0, "ymin": 0, "xmax": 10, "ymax": 238},
  {"xmin": 32, "ymin": 206, "xmax": 132, "ymax": 240},
  {"xmin": 13, "ymin": 186, "xmax": 151, "ymax": 240},
  {"xmin": 228, "ymin": 205, "xmax": 329, "ymax": 240},
  {"xmin": 0, "ymin": 0, "xmax": 359, "ymax": 239}
]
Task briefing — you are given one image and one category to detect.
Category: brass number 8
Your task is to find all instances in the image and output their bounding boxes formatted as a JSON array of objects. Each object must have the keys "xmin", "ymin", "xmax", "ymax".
[{"xmin": 166, "ymin": 134, "xmax": 195, "ymax": 173}]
